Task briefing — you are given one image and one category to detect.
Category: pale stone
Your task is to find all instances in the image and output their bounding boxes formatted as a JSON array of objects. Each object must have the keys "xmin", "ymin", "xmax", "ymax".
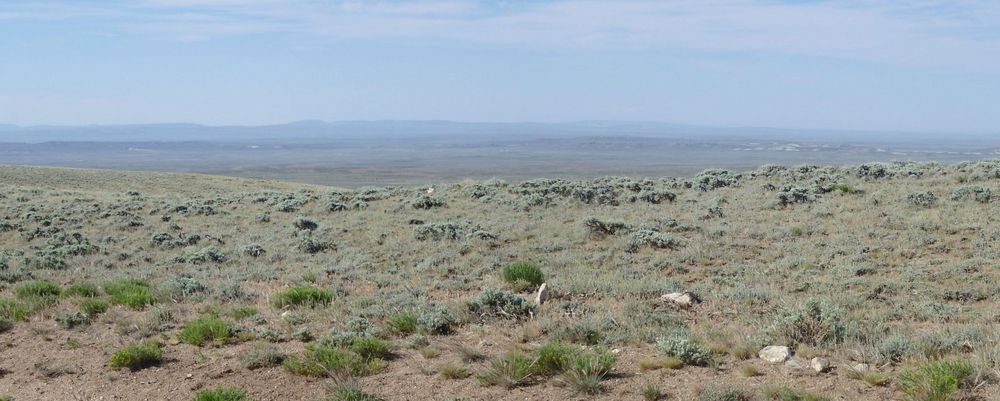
[
  {"xmin": 811, "ymin": 357, "xmax": 831, "ymax": 373},
  {"xmin": 534, "ymin": 283, "xmax": 551, "ymax": 305},
  {"xmin": 661, "ymin": 292, "xmax": 700, "ymax": 307},
  {"xmin": 759, "ymin": 345, "xmax": 792, "ymax": 363}
]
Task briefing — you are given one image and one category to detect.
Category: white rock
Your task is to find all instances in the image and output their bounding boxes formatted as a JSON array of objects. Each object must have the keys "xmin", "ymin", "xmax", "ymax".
[
  {"xmin": 534, "ymin": 283, "xmax": 551, "ymax": 305},
  {"xmin": 852, "ymin": 363, "xmax": 870, "ymax": 372},
  {"xmin": 811, "ymin": 357, "xmax": 831, "ymax": 373},
  {"xmin": 759, "ymin": 346, "xmax": 792, "ymax": 363},
  {"xmin": 661, "ymin": 292, "xmax": 700, "ymax": 307}
]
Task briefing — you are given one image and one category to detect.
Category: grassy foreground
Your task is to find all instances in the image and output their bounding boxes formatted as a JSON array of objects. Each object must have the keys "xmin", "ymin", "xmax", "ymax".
[{"xmin": 0, "ymin": 161, "xmax": 999, "ymax": 400}]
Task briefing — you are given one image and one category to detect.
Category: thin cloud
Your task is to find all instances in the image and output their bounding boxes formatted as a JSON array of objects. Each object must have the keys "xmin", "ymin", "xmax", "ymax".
[{"xmin": 3, "ymin": 0, "xmax": 1000, "ymax": 69}]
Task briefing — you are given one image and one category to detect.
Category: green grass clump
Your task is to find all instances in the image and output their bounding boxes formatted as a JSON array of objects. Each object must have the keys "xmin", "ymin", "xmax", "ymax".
[
  {"xmin": 385, "ymin": 310, "xmax": 419, "ymax": 335},
  {"xmin": 845, "ymin": 367, "xmax": 891, "ymax": 387},
  {"xmin": 897, "ymin": 359, "xmax": 974, "ymax": 401},
  {"xmin": 535, "ymin": 341, "xmax": 577, "ymax": 375},
  {"xmin": 762, "ymin": 386, "xmax": 830, "ymax": 401},
  {"xmin": 272, "ymin": 286, "xmax": 333, "ymax": 308},
  {"xmin": 192, "ymin": 387, "xmax": 247, "ymax": 401},
  {"xmin": 643, "ymin": 383, "xmax": 664, "ymax": 401},
  {"xmin": 0, "ymin": 299, "xmax": 29, "ymax": 321},
  {"xmin": 109, "ymin": 342, "xmax": 164, "ymax": 370},
  {"xmin": 15, "ymin": 281, "xmax": 61, "ymax": 299},
  {"xmin": 79, "ymin": 298, "xmax": 109, "ymax": 316},
  {"xmin": 698, "ymin": 387, "xmax": 757, "ymax": 401},
  {"xmin": 477, "ymin": 352, "xmax": 536, "ymax": 388},
  {"xmin": 501, "ymin": 261, "xmax": 544, "ymax": 291},
  {"xmin": 178, "ymin": 315, "xmax": 235, "ymax": 346},
  {"xmin": 105, "ymin": 279, "xmax": 156, "ymax": 309},
  {"xmin": 283, "ymin": 343, "xmax": 384, "ymax": 378},
  {"xmin": 438, "ymin": 362, "xmax": 471, "ymax": 379},
  {"xmin": 350, "ymin": 337, "xmax": 392, "ymax": 360},
  {"xmin": 63, "ymin": 283, "xmax": 99, "ymax": 298},
  {"xmin": 327, "ymin": 383, "xmax": 383, "ymax": 401},
  {"xmin": 228, "ymin": 306, "xmax": 258, "ymax": 319},
  {"xmin": 560, "ymin": 350, "xmax": 615, "ymax": 395}
]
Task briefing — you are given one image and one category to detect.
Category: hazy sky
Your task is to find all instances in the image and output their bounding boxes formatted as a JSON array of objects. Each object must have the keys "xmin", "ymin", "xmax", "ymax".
[{"xmin": 2, "ymin": 1, "xmax": 999, "ymax": 132}]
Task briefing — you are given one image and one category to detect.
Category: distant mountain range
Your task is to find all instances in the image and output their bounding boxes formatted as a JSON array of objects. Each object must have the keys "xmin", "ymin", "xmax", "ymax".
[{"xmin": 0, "ymin": 120, "xmax": 995, "ymax": 147}]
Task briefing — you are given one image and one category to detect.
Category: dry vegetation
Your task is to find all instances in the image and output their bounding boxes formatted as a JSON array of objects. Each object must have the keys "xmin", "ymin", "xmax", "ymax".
[{"xmin": 0, "ymin": 161, "xmax": 999, "ymax": 400}]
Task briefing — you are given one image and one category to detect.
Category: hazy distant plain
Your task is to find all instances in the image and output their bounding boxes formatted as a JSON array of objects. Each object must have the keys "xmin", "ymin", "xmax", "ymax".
[{"xmin": 1, "ymin": 121, "xmax": 997, "ymax": 186}]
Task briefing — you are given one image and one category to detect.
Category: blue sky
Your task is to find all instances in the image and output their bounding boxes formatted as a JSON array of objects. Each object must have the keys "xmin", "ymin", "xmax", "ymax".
[{"xmin": 1, "ymin": 0, "xmax": 999, "ymax": 132}]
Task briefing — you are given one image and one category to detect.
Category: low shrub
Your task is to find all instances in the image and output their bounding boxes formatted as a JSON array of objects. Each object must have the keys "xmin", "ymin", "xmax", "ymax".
[
  {"xmin": 771, "ymin": 299, "xmax": 846, "ymax": 347},
  {"xmin": 297, "ymin": 235, "xmax": 333, "ymax": 254},
  {"xmin": 23, "ymin": 254, "xmax": 66, "ymax": 270},
  {"xmin": 55, "ymin": 311, "xmax": 90, "ymax": 329},
  {"xmin": 241, "ymin": 244, "xmax": 266, "ymax": 257},
  {"xmin": 907, "ymin": 191, "xmax": 937, "ymax": 208},
  {"xmin": 165, "ymin": 275, "xmax": 209, "ymax": 300},
  {"xmin": 410, "ymin": 195, "xmax": 445, "ymax": 210},
  {"xmin": 624, "ymin": 229, "xmax": 680, "ymax": 252},
  {"xmin": 467, "ymin": 288, "xmax": 534, "ymax": 320},
  {"xmin": 656, "ymin": 334, "xmax": 714, "ymax": 367},
  {"xmin": 417, "ymin": 305, "xmax": 456, "ymax": 334},
  {"xmin": 175, "ymin": 246, "xmax": 227, "ymax": 264},
  {"xmin": 241, "ymin": 344, "xmax": 285, "ymax": 370},
  {"xmin": 582, "ymin": 216, "xmax": 629, "ymax": 236},
  {"xmin": 293, "ymin": 217, "xmax": 318, "ymax": 230},
  {"xmin": 951, "ymin": 185, "xmax": 993, "ymax": 203}
]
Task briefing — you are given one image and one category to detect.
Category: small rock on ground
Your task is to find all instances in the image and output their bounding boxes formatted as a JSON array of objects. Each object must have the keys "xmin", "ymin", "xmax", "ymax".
[{"xmin": 759, "ymin": 346, "xmax": 791, "ymax": 363}]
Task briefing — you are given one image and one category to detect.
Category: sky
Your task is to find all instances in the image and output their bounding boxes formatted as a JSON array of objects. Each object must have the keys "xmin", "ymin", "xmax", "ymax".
[{"xmin": 1, "ymin": 0, "xmax": 999, "ymax": 132}]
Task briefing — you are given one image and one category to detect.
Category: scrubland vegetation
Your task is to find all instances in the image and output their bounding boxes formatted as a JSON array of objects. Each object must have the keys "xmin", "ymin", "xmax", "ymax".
[{"xmin": 0, "ymin": 160, "xmax": 999, "ymax": 400}]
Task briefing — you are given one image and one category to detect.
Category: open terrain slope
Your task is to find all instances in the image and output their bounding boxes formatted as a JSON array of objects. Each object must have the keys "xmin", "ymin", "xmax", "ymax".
[{"xmin": 0, "ymin": 162, "xmax": 999, "ymax": 401}]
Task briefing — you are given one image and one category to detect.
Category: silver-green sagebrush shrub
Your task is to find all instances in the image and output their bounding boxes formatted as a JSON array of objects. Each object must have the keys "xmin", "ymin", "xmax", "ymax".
[
  {"xmin": 907, "ymin": 191, "xmax": 938, "ymax": 208},
  {"xmin": 656, "ymin": 333, "xmax": 714, "ymax": 367},
  {"xmin": 771, "ymin": 299, "xmax": 846, "ymax": 347},
  {"xmin": 951, "ymin": 185, "xmax": 993, "ymax": 203},
  {"xmin": 467, "ymin": 288, "xmax": 534, "ymax": 321}
]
